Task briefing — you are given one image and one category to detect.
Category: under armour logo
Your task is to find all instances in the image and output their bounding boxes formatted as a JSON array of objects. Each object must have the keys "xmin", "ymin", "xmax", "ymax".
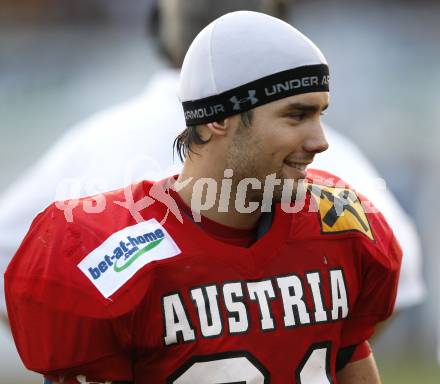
[{"xmin": 230, "ymin": 90, "xmax": 259, "ymax": 111}]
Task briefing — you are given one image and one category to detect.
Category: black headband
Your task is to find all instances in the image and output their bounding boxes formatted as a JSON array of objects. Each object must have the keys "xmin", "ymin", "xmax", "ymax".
[{"xmin": 182, "ymin": 64, "xmax": 329, "ymax": 126}]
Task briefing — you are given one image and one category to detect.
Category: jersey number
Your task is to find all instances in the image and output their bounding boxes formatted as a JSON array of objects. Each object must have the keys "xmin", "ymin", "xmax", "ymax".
[{"xmin": 168, "ymin": 343, "xmax": 332, "ymax": 383}]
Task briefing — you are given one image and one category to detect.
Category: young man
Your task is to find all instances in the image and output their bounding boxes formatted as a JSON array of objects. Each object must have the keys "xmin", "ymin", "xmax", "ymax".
[
  {"xmin": 0, "ymin": 0, "xmax": 424, "ymax": 323},
  {"xmin": 5, "ymin": 11, "xmax": 400, "ymax": 383}
]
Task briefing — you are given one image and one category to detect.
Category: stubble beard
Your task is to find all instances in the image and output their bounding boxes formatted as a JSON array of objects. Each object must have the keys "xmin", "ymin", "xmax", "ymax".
[
  {"xmin": 225, "ymin": 126, "xmax": 299, "ymax": 209},
  {"xmin": 226, "ymin": 123, "xmax": 303, "ymax": 210}
]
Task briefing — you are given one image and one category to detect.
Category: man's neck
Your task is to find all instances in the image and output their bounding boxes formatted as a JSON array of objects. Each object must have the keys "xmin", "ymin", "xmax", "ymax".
[{"xmin": 175, "ymin": 170, "xmax": 262, "ymax": 230}]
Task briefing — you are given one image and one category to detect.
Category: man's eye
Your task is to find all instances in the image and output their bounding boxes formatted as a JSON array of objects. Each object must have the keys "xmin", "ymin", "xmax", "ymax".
[{"xmin": 288, "ymin": 113, "xmax": 305, "ymax": 121}]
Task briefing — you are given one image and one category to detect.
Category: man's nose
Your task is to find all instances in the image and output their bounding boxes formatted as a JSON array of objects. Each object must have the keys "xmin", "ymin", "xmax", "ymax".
[{"xmin": 302, "ymin": 121, "xmax": 329, "ymax": 154}]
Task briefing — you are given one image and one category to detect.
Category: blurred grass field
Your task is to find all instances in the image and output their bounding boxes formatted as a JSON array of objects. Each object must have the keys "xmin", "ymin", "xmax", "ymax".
[
  {"xmin": 378, "ymin": 358, "xmax": 439, "ymax": 384},
  {"xmin": 3, "ymin": 359, "xmax": 439, "ymax": 384}
]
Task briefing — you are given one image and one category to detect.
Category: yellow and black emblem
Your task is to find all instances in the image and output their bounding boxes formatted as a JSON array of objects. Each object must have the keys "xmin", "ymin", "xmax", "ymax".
[{"xmin": 308, "ymin": 184, "xmax": 374, "ymax": 240}]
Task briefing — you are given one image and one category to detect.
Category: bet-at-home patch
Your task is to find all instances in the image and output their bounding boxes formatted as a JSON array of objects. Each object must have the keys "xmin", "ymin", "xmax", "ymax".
[{"xmin": 308, "ymin": 185, "xmax": 374, "ymax": 240}]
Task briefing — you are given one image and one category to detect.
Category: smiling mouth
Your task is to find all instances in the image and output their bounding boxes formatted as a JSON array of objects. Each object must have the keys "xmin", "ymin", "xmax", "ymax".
[{"xmin": 284, "ymin": 161, "xmax": 311, "ymax": 172}]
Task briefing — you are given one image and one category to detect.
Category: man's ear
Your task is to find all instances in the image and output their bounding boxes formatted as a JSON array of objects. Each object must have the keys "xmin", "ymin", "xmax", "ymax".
[{"xmin": 206, "ymin": 118, "xmax": 230, "ymax": 137}]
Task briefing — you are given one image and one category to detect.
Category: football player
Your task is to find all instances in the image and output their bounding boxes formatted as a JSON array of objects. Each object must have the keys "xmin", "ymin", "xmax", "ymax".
[
  {"xmin": 6, "ymin": 10, "xmax": 401, "ymax": 383},
  {"xmin": 0, "ymin": 0, "xmax": 424, "ymax": 323}
]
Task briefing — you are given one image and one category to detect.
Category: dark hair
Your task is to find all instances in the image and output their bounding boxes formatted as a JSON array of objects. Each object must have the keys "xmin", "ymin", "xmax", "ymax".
[{"xmin": 173, "ymin": 110, "xmax": 253, "ymax": 162}]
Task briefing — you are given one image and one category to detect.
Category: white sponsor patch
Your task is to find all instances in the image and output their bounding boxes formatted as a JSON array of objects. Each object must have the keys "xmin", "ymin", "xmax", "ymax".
[{"xmin": 78, "ymin": 219, "xmax": 181, "ymax": 298}]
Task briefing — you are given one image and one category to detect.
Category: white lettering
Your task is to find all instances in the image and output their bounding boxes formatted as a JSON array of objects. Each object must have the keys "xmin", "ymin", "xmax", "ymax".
[
  {"xmin": 330, "ymin": 269, "xmax": 349, "ymax": 320},
  {"xmin": 277, "ymin": 275, "xmax": 311, "ymax": 326},
  {"xmin": 223, "ymin": 282, "xmax": 249, "ymax": 333},
  {"xmin": 191, "ymin": 286, "xmax": 223, "ymax": 337},
  {"xmin": 162, "ymin": 269, "xmax": 350, "ymax": 345},
  {"xmin": 163, "ymin": 294, "xmax": 196, "ymax": 345},
  {"xmin": 264, "ymin": 76, "xmax": 321, "ymax": 97},
  {"xmin": 247, "ymin": 280, "xmax": 276, "ymax": 330},
  {"xmin": 235, "ymin": 178, "xmax": 261, "ymax": 213},
  {"xmin": 306, "ymin": 272, "xmax": 328, "ymax": 322},
  {"xmin": 191, "ymin": 178, "xmax": 217, "ymax": 222}
]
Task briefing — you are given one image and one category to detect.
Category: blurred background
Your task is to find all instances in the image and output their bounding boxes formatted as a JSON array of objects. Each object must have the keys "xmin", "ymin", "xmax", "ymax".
[{"xmin": 0, "ymin": 0, "xmax": 439, "ymax": 382}]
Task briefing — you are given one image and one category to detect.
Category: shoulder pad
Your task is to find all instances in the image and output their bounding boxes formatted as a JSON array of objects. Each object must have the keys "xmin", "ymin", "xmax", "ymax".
[
  {"xmin": 306, "ymin": 169, "xmax": 401, "ymax": 268},
  {"xmin": 5, "ymin": 179, "xmax": 180, "ymax": 317},
  {"xmin": 306, "ymin": 169, "xmax": 374, "ymax": 240}
]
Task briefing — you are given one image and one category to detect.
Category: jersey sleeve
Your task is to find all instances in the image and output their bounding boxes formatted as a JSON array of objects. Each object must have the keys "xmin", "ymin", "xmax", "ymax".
[
  {"xmin": 312, "ymin": 129, "xmax": 425, "ymax": 310},
  {"xmin": 4, "ymin": 203, "xmax": 134, "ymax": 382},
  {"xmin": 340, "ymin": 196, "xmax": 402, "ymax": 347},
  {"xmin": 306, "ymin": 169, "xmax": 402, "ymax": 347}
]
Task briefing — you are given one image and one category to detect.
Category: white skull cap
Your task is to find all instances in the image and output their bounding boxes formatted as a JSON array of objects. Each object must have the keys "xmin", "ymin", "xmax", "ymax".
[{"xmin": 179, "ymin": 11, "xmax": 329, "ymax": 126}]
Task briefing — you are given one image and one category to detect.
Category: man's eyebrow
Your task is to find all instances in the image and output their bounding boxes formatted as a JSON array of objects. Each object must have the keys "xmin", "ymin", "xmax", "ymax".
[{"xmin": 280, "ymin": 102, "xmax": 329, "ymax": 113}]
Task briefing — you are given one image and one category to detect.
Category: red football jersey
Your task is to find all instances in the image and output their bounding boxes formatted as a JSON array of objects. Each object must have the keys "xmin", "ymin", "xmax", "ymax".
[{"xmin": 5, "ymin": 171, "xmax": 401, "ymax": 383}]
